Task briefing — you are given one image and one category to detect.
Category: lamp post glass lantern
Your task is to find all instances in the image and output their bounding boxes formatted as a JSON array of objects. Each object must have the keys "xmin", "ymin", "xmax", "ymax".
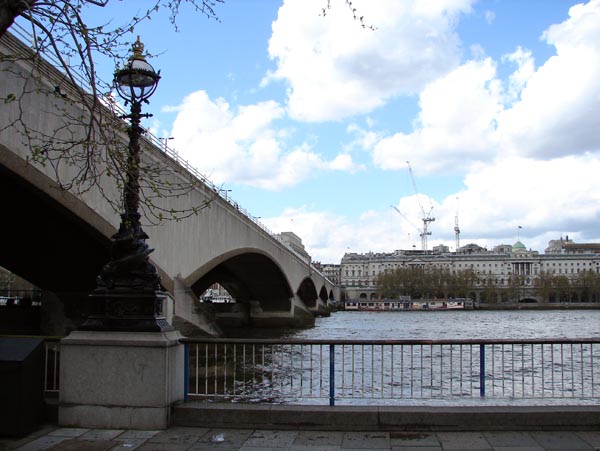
[{"xmin": 82, "ymin": 37, "xmax": 172, "ymax": 332}]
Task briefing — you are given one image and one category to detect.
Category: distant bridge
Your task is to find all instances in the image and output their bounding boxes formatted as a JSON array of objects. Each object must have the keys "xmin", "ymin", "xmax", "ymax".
[{"xmin": 0, "ymin": 31, "xmax": 338, "ymax": 336}]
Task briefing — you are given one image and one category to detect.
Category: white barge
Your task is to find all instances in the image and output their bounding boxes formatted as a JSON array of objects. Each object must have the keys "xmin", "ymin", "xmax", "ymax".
[{"xmin": 344, "ymin": 297, "xmax": 473, "ymax": 311}]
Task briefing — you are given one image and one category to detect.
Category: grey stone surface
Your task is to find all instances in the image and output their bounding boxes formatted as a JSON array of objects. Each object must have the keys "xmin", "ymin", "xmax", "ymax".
[
  {"xmin": 134, "ymin": 444, "xmax": 190, "ymax": 451},
  {"xmin": 483, "ymin": 431, "xmax": 540, "ymax": 447},
  {"xmin": 576, "ymin": 430, "xmax": 600, "ymax": 447},
  {"xmin": 47, "ymin": 439, "xmax": 116, "ymax": 450},
  {"xmin": 290, "ymin": 446, "xmax": 341, "ymax": 451},
  {"xmin": 293, "ymin": 431, "xmax": 343, "ymax": 446},
  {"xmin": 189, "ymin": 429, "xmax": 253, "ymax": 450},
  {"xmin": 117, "ymin": 431, "xmax": 161, "ymax": 440},
  {"xmin": 241, "ymin": 430, "xmax": 298, "ymax": 448},
  {"xmin": 12, "ymin": 436, "xmax": 70, "ymax": 451},
  {"xmin": 148, "ymin": 427, "xmax": 207, "ymax": 446},
  {"xmin": 59, "ymin": 331, "xmax": 184, "ymax": 430},
  {"xmin": 391, "ymin": 447, "xmax": 442, "ymax": 451},
  {"xmin": 80, "ymin": 430, "xmax": 125, "ymax": 441},
  {"xmin": 390, "ymin": 431, "xmax": 441, "ymax": 447},
  {"xmin": 529, "ymin": 431, "xmax": 595, "ymax": 450},
  {"xmin": 492, "ymin": 447, "xmax": 544, "ymax": 451},
  {"xmin": 47, "ymin": 429, "xmax": 89, "ymax": 438},
  {"xmin": 111, "ymin": 438, "xmax": 148, "ymax": 450},
  {"xmin": 3, "ymin": 422, "xmax": 600, "ymax": 451},
  {"xmin": 341, "ymin": 432, "xmax": 390, "ymax": 449},
  {"xmin": 436, "ymin": 432, "xmax": 492, "ymax": 450}
]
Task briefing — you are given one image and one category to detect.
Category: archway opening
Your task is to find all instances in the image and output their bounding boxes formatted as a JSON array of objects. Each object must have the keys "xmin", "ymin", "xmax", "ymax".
[{"xmin": 191, "ymin": 252, "xmax": 293, "ymax": 312}]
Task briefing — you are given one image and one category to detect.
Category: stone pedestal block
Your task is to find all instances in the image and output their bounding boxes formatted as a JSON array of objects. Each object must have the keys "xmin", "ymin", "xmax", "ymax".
[{"xmin": 58, "ymin": 330, "xmax": 184, "ymax": 430}]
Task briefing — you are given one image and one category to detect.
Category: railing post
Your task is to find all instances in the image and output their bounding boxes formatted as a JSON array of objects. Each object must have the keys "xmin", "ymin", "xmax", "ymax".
[
  {"xmin": 329, "ymin": 344, "xmax": 335, "ymax": 406},
  {"xmin": 184, "ymin": 342, "xmax": 189, "ymax": 402},
  {"xmin": 479, "ymin": 344, "xmax": 485, "ymax": 397}
]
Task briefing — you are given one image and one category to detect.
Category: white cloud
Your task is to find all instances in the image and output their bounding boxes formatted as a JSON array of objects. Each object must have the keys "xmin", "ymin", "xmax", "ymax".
[
  {"xmin": 264, "ymin": 0, "xmax": 474, "ymax": 121},
  {"xmin": 167, "ymin": 90, "xmax": 363, "ymax": 189},
  {"xmin": 372, "ymin": 58, "xmax": 503, "ymax": 174},
  {"xmin": 498, "ymin": 0, "xmax": 600, "ymax": 158},
  {"xmin": 270, "ymin": 153, "xmax": 600, "ymax": 263},
  {"xmin": 264, "ymin": 206, "xmax": 401, "ymax": 263},
  {"xmin": 371, "ymin": 0, "xmax": 600, "ymax": 174}
]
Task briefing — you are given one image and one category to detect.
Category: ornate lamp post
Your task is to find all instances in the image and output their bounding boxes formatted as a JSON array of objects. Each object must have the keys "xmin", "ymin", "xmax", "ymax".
[{"xmin": 82, "ymin": 37, "xmax": 172, "ymax": 332}]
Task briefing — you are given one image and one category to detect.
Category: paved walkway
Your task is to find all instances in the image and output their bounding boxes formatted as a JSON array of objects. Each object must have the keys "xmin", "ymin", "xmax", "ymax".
[{"xmin": 1, "ymin": 426, "xmax": 599, "ymax": 451}]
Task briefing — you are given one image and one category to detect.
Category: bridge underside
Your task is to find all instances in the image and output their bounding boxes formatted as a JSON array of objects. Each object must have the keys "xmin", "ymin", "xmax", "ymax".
[
  {"xmin": 191, "ymin": 252, "xmax": 293, "ymax": 312},
  {"xmin": 0, "ymin": 162, "xmax": 114, "ymax": 333},
  {"xmin": 0, "ymin": 163, "xmax": 110, "ymax": 293}
]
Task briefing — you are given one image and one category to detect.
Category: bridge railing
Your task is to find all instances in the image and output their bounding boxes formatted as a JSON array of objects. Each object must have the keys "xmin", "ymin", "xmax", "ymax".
[
  {"xmin": 181, "ymin": 337, "xmax": 600, "ymax": 406},
  {"xmin": 5, "ymin": 25, "xmax": 329, "ymax": 284}
]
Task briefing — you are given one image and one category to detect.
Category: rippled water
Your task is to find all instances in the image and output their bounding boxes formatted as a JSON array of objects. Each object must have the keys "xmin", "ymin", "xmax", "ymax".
[
  {"xmin": 205, "ymin": 310, "xmax": 600, "ymax": 405},
  {"xmin": 285, "ymin": 309, "xmax": 600, "ymax": 340}
]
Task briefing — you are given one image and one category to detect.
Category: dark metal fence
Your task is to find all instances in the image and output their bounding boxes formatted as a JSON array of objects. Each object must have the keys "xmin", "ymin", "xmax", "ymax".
[{"xmin": 181, "ymin": 338, "xmax": 600, "ymax": 405}]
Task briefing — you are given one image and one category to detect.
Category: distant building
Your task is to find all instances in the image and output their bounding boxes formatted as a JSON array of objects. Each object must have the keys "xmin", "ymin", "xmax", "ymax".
[
  {"xmin": 276, "ymin": 231, "xmax": 311, "ymax": 262},
  {"xmin": 340, "ymin": 238, "xmax": 600, "ymax": 303},
  {"xmin": 321, "ymin": 263, "xmax": 341, "ymax": 285}
]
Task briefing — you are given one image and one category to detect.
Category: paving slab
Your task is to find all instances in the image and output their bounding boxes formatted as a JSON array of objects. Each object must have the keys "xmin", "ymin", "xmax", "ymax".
[
  {"xmin": 529, "ymin": 431, "xmax": 596, "ymax": 450},
  {"xmin": 47, "ymin": 429, "xmax": 89, "ymax": 438},
  {"xmin": 46, "ymin": 439, "xmax": 116, "ymax": 450},
  {"xmin": 80, "ymin": 430, "xmax": 125, "ymax": 441},
  {"xmin": 341, "ymin": 432, "xmax": 390, "ymax": 449},
  {"xmin": 483, "ymin": 431, "xmax": 540, "ymax": 447},
  {"xmin": 12, "ymin": 436, "xmax": 71, "ymax": 451},
  {"xmin": 135, "ymin": 444, "xmax": 191, "ymax": 451},
  {"xmin": 148, "ymin": 427, "xmax": 207, "ymax": 446},
  {"xmin": 240, "ymin": 430, "xmax": 298, "ymax": 448},
  {"xmin": 391, "ymin": 447, "xmax": 442, "ymax": 451},
  {"xmin": 436, "ymin": 432, "xmax": 492, "ymax": 450},
  {"xmin": 117, "ymin": 431, "xmax": 161, "ymax": 440},
  {"xmin": 293, "ymin": 431, "xmax": 344, "ymax": 446},
  {"xmin": 390, "ymin": 431, "xmax": 440, "ymax": 447},
  {"xmin": 111, "ymin": 438, "xmax": 148, "ymax": 450},
  {"xmin": 189, "ymin": 429, "xmax": 253, "ymax": 450},
  {"xmin": 492, "ymin": 447, "xmax": 544, "ymax": 451},
  {"xmin": 576, "ymin": 431, "xmax": 600, "ymax": 447}
]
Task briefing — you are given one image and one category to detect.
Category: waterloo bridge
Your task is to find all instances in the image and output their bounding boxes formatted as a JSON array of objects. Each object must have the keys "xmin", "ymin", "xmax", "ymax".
[{"xmin": 0, "ymin": 31, "xmax": 338, "ymax": 337}]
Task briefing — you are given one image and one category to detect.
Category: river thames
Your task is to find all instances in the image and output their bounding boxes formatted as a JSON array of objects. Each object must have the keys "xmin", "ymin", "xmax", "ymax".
[
  {"xmin": 284, "ymin": 309, "xmax": 600, "ymax": 340},
  {"xmin": 227, "ymin": 309, "xmax": 600, "ymax": 340},
  {"xmin": 208, "ymin": 309, "xmax": 600, "ymax": 405}
]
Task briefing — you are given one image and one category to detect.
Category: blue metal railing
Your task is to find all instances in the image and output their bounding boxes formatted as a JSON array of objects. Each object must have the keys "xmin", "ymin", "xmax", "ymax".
[{"xmin": 181, "ymin": 338, "xmax": 600, "ymax": 406}]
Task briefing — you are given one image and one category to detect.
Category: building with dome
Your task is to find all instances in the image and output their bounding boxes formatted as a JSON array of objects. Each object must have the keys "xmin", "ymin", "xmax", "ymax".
[{"xmin": 340, "ymin": 238, "xmax": 600, "ymax": 304}]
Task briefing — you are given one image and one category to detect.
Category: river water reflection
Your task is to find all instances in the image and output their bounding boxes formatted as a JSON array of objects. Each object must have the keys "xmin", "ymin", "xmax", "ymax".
[
  {"xmin": 288, "ymin": 310, "xmax": 600, "ymax": 340},
  {"xmin": 244, "ymin": 309, "xmax": 600, "ymax": 340},
  {"xmin": 210, "ymin": 310, "xmax": 600, "ymax": 405}
]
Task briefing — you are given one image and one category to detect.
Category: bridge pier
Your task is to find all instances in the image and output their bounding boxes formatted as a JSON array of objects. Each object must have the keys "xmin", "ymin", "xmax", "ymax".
[
  {"xmin": 308, "ymin": 298, "xmax": 332, "ymax": 317},
  {"xmin": 246, "ymin": 297, "xmax": 315, "ymax": 329},
  {"xmin": 171, "ymin": 277, "xmax": 223, "ymax": 337}
]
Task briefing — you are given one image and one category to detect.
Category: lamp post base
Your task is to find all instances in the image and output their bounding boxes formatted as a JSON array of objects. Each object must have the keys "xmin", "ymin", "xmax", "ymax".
[
  {"xmin": 81, "ymin": 290, "xmax": 174, "ymax": 332},
  {"xmin": 59, "ymin": 330, "xmax": 183, "ymax": 430}
]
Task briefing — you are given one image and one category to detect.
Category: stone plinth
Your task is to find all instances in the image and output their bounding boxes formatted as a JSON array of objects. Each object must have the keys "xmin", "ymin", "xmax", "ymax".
[{"xmin": 58, "ymin": 330, "xmax": 184, "ymax": 430}]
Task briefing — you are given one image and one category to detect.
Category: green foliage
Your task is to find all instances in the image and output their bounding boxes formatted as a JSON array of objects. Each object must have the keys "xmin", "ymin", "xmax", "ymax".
[{"xmin": 376, "ymin": 266, "xmax": 476, "ymax": 299}]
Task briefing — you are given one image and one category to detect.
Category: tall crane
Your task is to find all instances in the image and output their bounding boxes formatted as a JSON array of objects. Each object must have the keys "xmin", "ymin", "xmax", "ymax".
[
  {"xmin": 406, "ymin": 161, "xmax": 435, "ymax": 251},
  {"xmin": 454, "ymin": 197, "xmax": 460, "ymax": 251},
  {"xmin": 390, "ymin": 205, "xmax": 421, "ymax": 248}
]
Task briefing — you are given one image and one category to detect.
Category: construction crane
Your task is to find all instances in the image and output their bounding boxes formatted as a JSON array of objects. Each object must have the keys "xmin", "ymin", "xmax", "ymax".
[
  {"xmin": 390, "ymin": 206, "xmax": 421, "ymax": 245},
  {"xmin": 454, "ymin": 197, "xmax": 460, "ymax": 251},
  {"xmin": 406, "ymin": 161, "xmax": 435, "ymax": 251}
]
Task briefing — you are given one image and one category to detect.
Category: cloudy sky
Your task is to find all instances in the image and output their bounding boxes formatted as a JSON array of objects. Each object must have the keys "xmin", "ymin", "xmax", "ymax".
[{"xmin": 89, "ymin": 0, "xmax": 600, "ymax": 263}]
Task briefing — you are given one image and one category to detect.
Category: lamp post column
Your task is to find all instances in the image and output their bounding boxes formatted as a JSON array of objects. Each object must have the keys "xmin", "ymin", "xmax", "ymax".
[{"xmin": 81, "ymin": 37, "xmax": 171, "ymax": 332}]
